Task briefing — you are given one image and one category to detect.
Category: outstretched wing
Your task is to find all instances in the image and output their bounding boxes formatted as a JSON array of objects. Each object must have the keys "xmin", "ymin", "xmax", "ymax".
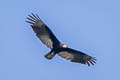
[
  {"xmin": 58, "ymin": 48, "xmax": 96, "ymax": 66},
  {"xmin": 26, "ymin": 13, "xmax": 60, "ymax": 49}
]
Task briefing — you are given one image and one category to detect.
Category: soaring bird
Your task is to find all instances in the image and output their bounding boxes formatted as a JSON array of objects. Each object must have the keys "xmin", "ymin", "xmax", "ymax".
[{"xmin": 26, "ymin": 13, "xmax": 96, "ymax": 66}]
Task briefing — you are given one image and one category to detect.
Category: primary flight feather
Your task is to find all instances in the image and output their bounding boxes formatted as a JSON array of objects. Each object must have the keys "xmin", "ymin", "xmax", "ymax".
[{"xmin": 26, "ymin": 13, "xmax": 96, "ymax": 66}]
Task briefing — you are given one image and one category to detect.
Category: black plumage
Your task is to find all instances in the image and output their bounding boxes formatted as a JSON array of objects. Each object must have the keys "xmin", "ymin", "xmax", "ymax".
[{"xmin": 26, "ymin": 13, "xmax": 96, "ymax": 66}]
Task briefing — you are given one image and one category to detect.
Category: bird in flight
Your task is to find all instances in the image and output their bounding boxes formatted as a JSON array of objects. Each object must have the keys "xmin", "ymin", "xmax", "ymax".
[{"xmin": 26, "ymin": 13, "xmax": 96, "ymax": 66}]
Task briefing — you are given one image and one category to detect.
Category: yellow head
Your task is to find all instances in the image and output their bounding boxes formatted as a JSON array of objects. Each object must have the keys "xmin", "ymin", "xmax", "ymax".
[{"xmin": 61, "ymin": 44, "xmax": 67, "ymax": 48}]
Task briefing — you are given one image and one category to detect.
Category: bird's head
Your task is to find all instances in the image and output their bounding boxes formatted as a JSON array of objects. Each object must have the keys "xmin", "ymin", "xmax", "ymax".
[{"xmin": 61, "ymin": 44, "xmax": 67, "ymax": 48}]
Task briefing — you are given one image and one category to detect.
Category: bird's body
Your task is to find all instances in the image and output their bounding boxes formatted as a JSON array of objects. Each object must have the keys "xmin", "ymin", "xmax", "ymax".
[{"xmin": 26, "ymin": 13, "xmax": 96, "ymax": 66}]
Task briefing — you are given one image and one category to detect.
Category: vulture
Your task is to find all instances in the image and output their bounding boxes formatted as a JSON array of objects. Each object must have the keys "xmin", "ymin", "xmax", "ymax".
[{"xmin": 26, "ymin": 13, "xmax": 96, "ymax": 66}]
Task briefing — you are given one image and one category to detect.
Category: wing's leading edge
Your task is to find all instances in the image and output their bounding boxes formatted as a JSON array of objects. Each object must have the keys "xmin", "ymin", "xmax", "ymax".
[
  {"xmin": 58, "ymin": 48, "xmax": 96, "ymax": 66},
  {"xmin": 26, "ymin": 13, "xmax": 60, "ymax": 49}
]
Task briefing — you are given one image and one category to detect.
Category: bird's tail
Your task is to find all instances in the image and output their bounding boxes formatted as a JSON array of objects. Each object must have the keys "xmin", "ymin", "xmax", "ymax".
[{"xmin": 44, "ymin": 51, "xmax": 56, "ymax": 60}]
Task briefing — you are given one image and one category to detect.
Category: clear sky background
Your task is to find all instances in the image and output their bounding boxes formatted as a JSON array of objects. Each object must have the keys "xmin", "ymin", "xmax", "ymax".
[{"xmin": 0, "ymin": 0, "xmax": 120, "ymax": 80}]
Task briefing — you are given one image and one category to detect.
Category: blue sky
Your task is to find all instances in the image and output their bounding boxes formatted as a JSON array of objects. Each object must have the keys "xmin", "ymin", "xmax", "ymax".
[{"xmin": 0, "ymin": 0, "xmax": 120, "ymax": 80}]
